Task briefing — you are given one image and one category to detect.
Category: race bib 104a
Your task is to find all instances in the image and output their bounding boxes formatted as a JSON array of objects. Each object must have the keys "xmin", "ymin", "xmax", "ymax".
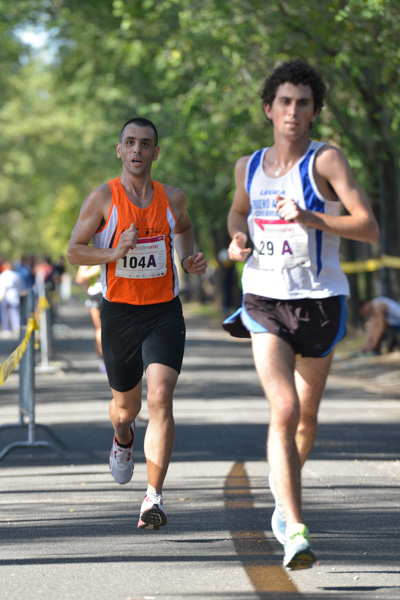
[
  {"xmin": 115, "ymin": 235, "xmax": 167, "ymax": 279},
  {"xmin": 253, "ymin": 218, "xmax": 311, "ymax": 270}
]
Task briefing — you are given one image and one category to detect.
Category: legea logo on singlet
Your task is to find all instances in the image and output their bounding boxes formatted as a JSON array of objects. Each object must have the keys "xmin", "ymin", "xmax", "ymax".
[
  {"xmin": 259, "ymin": 189, "xmax": 285, "ymax": 197},
  {"xmin": 252, "ymin": 192, "xmax": 284, "ymax": 217}
]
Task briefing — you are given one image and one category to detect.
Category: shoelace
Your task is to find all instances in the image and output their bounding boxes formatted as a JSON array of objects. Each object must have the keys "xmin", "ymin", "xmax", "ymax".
[
  {"xmin": 147, "ymin": 491, "xmax": 163, "ymax": 505},
  {"xmin": 287, "ymin": 531, "xmax": 310, "ymax": 545},
  {"xmin": 114, "ymin": 445, "xmax": 131, "ymax": 464}
]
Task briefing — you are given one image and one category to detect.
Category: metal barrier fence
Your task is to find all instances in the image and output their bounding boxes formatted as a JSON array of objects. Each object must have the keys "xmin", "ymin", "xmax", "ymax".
[{"xmin": 0, "ymin": 288, "xmax": 69, "ymax": 460}]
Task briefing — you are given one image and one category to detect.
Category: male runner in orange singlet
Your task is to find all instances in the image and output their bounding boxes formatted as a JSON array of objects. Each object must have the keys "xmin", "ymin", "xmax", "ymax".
[{"xmin": 68, "ymin": 118, "xmax": 207, "ymax": 529}]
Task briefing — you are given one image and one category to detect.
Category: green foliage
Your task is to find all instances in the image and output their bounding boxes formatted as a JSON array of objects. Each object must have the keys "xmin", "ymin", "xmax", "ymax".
[{"xmin": 0, "ymin": 0, "xmax": 399, "ymax": 284}]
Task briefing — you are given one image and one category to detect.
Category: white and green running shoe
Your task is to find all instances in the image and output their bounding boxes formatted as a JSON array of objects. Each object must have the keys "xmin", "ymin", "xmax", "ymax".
[
  {"xmin": 283, "ymin": 523, "xmax": 317, "ymax": 570},
  {"xmin": 268, "ymin": 472, "xmax": 287, "ymax": 545}
]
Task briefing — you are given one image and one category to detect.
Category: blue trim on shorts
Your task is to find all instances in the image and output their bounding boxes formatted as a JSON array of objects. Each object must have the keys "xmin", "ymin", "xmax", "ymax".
[
  {"xmin": 240, "ymin": 303, "xmax": 268, "ymax": 333},
  {"xmin": 321, "ymin": 295, "xmax": 347, "ymax": 356},
  {"xmin": 223, "ymin": 307, "xmax": 242, "ymax": 325},
  {"xmin": 223, "ymin": 303, "xmax": 268, "ymax": 334}
]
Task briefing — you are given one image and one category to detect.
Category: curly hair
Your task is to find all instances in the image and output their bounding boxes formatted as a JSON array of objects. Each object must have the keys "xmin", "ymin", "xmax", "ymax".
[{"xmin": 260, "ymin": 59, "xmax": 326, "ymax": 113}]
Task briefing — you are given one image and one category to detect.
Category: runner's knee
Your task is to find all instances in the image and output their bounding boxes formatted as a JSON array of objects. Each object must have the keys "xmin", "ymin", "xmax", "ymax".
[
  {"xmin": 147, "ymin": 383, "xmax": 174, "ymax": 415},
  {"xmin": 110, "ymin": 398, "xmax": 140, "ymax": 425},
  {"xmin": 270, "ymin": 403, "xmax": 300, "ymax": 433},
  {"xmin": 297, "ymin": 413, "xmax": 318, "ymax": 438}
]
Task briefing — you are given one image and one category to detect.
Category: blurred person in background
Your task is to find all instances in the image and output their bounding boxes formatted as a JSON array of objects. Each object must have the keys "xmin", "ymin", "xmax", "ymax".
[
  {"xmin": 358, "ymin": 297, "xmax": 400, "ymax": 354},
  {"xmin": 75, "ymin": 264, "xmax": 105, "ymax": 372},
  {"xmin": 14, "ymin": 254, "xmax": 35, "ymax": 291},
  {"xmin": 0, "ymin": 260, "xmax": 23, "ymax": 336}
]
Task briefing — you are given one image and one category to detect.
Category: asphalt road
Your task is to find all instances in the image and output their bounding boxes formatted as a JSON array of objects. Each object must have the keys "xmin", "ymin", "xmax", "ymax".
[{"xmin": 0, "ymin": 300, "xmax": 399, "ymax": 600}]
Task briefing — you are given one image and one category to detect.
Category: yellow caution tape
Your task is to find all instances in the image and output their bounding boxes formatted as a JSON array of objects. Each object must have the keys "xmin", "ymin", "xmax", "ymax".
[
  {"xmin": 0, "ymin": 315, "xmax": 39, "ymax": 387},
  {"xmin": 34, "ymin": 294, "xmax": 51, "ymax": 350},
  {"xmin": 341, "ymin": 255, "xmax": 400, "ymax": 274},
  {"xmin": 380, "ymin": 255, "xmax": 400, "ymax": 268},
  {"xmin": 37, "ymin": 295, "xmax": 51, "ymax": 321}
]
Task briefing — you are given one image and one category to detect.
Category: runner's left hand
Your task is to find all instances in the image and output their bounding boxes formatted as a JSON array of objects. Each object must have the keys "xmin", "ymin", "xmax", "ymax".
[
  {"xmin": 182, "ymin": 253, "xmax": 207, "ymax": 275},
  {"xmin": 276, "ymin": 195, "xmax": 304, "ymax": 223}
]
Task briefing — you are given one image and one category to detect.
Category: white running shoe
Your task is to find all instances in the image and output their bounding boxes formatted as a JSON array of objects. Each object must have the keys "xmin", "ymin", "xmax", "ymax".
[
  {"xmin": 283, "ymin": 523, "xmax": 317, "ymax": 570},
  {"xmin": 269, "ymin": 472, "xmax": 287, "ymax": 545},
  {"xmin": 137, "ymin": 490, "xmax": 167, "ymax": 530},
  {"xmin": 109, "ymin": 423, "xmax": 135, "ymax": 484}
]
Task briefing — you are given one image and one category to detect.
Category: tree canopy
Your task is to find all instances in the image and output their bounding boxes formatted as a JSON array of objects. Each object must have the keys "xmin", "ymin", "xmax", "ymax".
[{"xmin": 1, "ymin": 0, "xmax": 399, "ymax": 300}]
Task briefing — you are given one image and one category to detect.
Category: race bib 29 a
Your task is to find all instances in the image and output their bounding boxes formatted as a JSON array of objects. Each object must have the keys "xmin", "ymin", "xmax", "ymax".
[{"xmin": 253, "ymin": 218, "xmax": 311, "ymax": 270}]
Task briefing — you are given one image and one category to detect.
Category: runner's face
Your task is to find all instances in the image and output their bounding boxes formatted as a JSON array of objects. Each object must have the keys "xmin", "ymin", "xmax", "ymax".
[
  {"xmin": 116, "ymin": 124, "xmax": 159, "ymax": 175},
  {"xmin": 264, "ymin": 83, "xmax": 319, "ymax": 136}
]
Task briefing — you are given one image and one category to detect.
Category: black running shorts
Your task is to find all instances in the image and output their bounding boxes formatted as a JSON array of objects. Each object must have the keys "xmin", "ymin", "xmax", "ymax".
[
  {"xmin": 223, "ymin": 293, "xmax": 347, "ymax": 358},
  {"xmin": 100, "ymin": 296, "xmax": 186, "ymax": 392},
  {"xmin": 245, "ymin": 293, "xmax": 347, "ymax": 357}
]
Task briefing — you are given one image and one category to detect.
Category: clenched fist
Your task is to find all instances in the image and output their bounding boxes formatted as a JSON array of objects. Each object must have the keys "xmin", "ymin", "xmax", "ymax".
[
  {"xmin": 181, "ymin": 252, "xmax": 207, "ymax": 275},
  {"xmin": 115, "ymin": 223, "xmax": 138, "ymax": 259}
]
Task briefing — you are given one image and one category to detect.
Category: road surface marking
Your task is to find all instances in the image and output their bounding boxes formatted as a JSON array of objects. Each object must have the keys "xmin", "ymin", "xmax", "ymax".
[{"xmin": 225, "ymin": 461, "xmax": 299, "ymax": 594}]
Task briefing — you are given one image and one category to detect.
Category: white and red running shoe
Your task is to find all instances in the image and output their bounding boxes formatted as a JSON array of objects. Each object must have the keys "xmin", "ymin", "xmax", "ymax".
[
  {"xmin": 137, "ymin": 490, "xmax": 167, "ymax": 530},
  {"xmin": 109, "ymin": 422, "xmax": 135, "ymax": 484}
]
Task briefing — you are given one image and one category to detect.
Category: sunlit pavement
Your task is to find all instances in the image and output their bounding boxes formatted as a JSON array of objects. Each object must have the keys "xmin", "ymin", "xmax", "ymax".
[{"xmin": 0, "ymin": 301, "xmax": 399, "ymax": 600}]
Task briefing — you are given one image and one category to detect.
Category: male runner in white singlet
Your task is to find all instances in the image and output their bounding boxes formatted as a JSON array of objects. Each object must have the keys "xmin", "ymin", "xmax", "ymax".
[
  {"xmin": 224, "ymin": 60, "xmax": 379, "ymax": 569},
  {"xmin": 68, "ymin": 118, "xmax": 206, "ymax": 530}
]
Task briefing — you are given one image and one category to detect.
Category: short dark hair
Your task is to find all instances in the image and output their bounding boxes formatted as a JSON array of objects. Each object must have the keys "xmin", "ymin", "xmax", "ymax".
[
  {"xmin": 120, "ymin": 117, "xmax": 159, "ymax": 146},
  {"xmin": 260, "ymin": 59, "xmax": 327, "ymax": 113}
]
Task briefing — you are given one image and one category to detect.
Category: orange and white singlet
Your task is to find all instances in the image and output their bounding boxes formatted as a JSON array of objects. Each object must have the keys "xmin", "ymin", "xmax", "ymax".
[{"xmin": 92, "ymin": 178, "xmax": 179, "ymax": 305}]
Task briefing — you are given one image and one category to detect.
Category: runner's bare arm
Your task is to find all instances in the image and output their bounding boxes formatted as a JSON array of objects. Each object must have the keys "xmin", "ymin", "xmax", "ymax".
[
  {"xmin": 75, "ymin": 265, "xmax": 101, "ymax": 285},
  {"xmin": 276, "ymin": 147, "xmax": 379, "ymax": 243},
  {"xmin": 227, "ymin": 156, "xmax": 252, "ymax": 261},
  {"xmin": 166, "ymin": 185, "xmax": 207, "ymax": 275},
  {"xmin": 67, "ymin": 185, "xmax": 138, "ymax": 265}
]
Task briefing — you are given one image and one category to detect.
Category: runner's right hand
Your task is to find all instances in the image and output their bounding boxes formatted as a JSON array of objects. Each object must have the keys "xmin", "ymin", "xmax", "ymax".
[
  {"xmin": 115, "ymin": 223, "xmax": 138, "ymax": 259},
  {"xmin": 228, "ymin": 232, "xmax": 251, "ymax": 262}
]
